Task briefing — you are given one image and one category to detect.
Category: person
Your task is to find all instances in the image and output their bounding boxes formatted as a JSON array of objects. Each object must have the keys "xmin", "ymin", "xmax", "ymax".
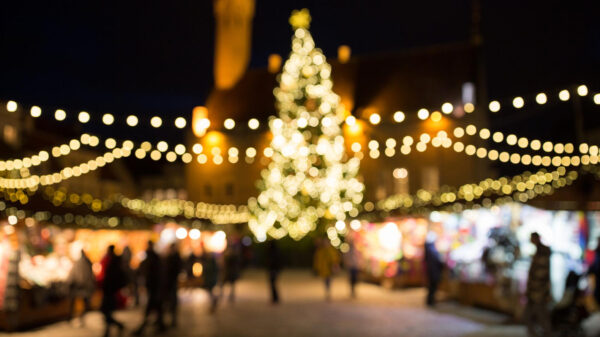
[
  {"xmin": 551, "ymin": 271, "xmax": 588, "ymax": 336},
  {"xmin": 67, "ymin": 249, "xmax": 96, "ymax": 327},
  {"xmin": 134, "ymin": 241, "xmax": 166, "ymax": 335},
  {"xmin": 100, "ymin": 245, "xmax": 126, "ymax": 337},
  {"xmin": 424, "ymin": 232, "xmax": 443, "ymax": 306},
  {"xmin": 524, "ymin": 232, "xmax": 552, "ymax": 337},
  {"xmin": 587, "ymin": 243, "xmax": 600, "ymax": 306},
  {"xmin": 121, "ymin": 245, "xmax": 135, "ymax": 306},
  {"xmin": 201, "ymin": 246, "xmax": 219, "ymax": 313},
  {"xmin": 313, "ymin": 238, "xmax": 340, "ymax": 301},
  {"xmin": 344, "ymin": 238, "xmax": 360, "ymax": 298},
  {"xmin": 266, "ymin": 240, "xmax": 282, "ymax": 304},
  {"xmin": 222, "ymin": 238, "xmax": 242, "ymax": 303},
  {"xmin": 164, "ymin": 243, "xmax": 182, "ymax": 327}
]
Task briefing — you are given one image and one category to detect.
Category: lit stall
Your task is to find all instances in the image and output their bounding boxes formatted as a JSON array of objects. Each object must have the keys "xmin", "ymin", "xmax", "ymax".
[
  {"xmin": 439, "ymin": 203, "xmax": 587, "ymax": 315},
  {"xmin": 350, "ymin": 217, "xmax": 430, "ymax": 287},
  {"xmin": 0, "ymin": 218, "xmax": 225, "ymax": 331}
]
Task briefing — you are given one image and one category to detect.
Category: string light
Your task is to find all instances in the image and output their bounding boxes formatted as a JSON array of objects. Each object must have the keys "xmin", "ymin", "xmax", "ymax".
[
  {"xmin": 6, "ymin": 101, "xmax": 18, "ymax": 112},
  {"xmin": 174, "ymin": 117, "xmax": 187, "ymax": 129},
  {"xmin": 150, "ymin": 116, "xmax": 162, "ymax": 128},
  {"xmin": 55, "ymin": 109, "xmax": 66, "ymax": 121},
  {"xmin": 224, "ymin": 118, "xmax": 236, "ymax": 130},
  {"xmin": 393, "ymin": 111, "xmax": 405, "ymax": 123},
  {"xmin": 30, "ymin": 106, "xmax": 42, "ymax": 117}
]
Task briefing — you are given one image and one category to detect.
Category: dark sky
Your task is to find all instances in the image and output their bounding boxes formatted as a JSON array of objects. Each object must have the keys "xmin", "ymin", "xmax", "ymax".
[{"xmin": 1, "ymin": 1, "xmax": 599, "ymax": 135}]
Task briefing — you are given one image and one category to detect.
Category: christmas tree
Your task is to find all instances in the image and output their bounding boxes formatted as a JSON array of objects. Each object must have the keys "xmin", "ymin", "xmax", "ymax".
[{"xmin": 248, "ymin": 9, "xmax": 364, "ymax": 241}]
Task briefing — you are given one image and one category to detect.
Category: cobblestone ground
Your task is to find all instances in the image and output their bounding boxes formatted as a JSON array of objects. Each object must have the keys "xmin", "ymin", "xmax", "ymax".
[{"xmin": 3, "ymin": 269, "xmax": 600, "ymax": 337}]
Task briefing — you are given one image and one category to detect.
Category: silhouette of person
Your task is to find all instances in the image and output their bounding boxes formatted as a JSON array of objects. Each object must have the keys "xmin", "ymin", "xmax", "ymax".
[
  {"xmin": 164, "ymin": 243, "xmax": 182, "ymax": 327},
  {"xmin": 222, "ymin": 238, "xmax": 242, "ymax": 303},
  {"xmin": 424, "ymin": 232, "xmax": 443, "ymax": 306},
  {"xmin": 100, "ymin": 245, "xmax": 126, "ymax": 337},
  {"xmin": 68, "ymin": 248, "xmax": 96, "ymax": 327},
  {"xmin": 134, "ymin": 241, "xmax": 166, "ymax": 335},
  {"xmin": 313, "ymin": 238, "xmax": 340, "ymax": 300},
  {"xmin": 201, "ymin": 246, "xmax": 219, "ymax": 313},
  {"xmin": 524, "ymin": 232, "xmax": 552, "ymax": 337},
  {"xmin": 266, "ymin": 240, "xmax": 282, "ymax": 304}
]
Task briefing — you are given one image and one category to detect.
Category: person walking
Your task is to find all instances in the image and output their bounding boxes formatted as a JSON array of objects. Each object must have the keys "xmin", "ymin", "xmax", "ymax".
[
  {"xmin": 344, "ymin": 239, "xmax": 360, "ymax": 298},
  {"xmin": 266, "ymin": 240, "xmax": 282, "ymax": 304},
  {"xmin": 424, "ymin": 232, "xmax": 443, "ymax": 306},
  {"xmin": 313, "ymin": 238, "xmax": 340, "ymax": 301},
  {"xmin": 524, "ymin": 232, "xmax": 552, "ymax": 337},
  {"xmin": 100, "ymin": 245, "xmax": 126, "ymax": 337},
  {"xmin": 222, "ymin": 238, "xmax": 242, "ymax": 303},
  {"xmin": 587, "ymin": 242, "xmax": 600, "ymax": 306},
  {"xmin": 201, "ymin": 247, "xmax": 219, "ymax": 313},
  {"xmin": 164, "ymin": 243, "xmax": 182, "ymax": 327},
  {"xmin": 67, "ymin": 248, "xmax": 96, "ymax": 327},
  {"xmin": 134, "ymin": 241, "xmax": 166, "ymax": 335}
]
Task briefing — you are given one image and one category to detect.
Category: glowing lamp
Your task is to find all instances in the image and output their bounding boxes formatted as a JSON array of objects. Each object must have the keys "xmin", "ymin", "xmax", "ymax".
[
  {"xmin": 338, "ymin": 45, "xmax": 351, "ymax": 64},
  {"xmin": 192, "ymin": 106, "xmax": 210, "ymax": 137}
]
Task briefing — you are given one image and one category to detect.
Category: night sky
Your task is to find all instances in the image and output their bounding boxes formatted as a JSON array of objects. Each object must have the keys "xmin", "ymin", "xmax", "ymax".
[{"xmin": 1, "ymin": 1, "xmax": 599, "ymax": 142}]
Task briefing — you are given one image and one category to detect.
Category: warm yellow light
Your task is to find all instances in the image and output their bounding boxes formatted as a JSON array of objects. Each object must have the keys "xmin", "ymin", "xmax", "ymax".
[
  {"xmin": 559, "ymin": 90, "xmax": 570, "ymax": 101},
  {"xmin": 175, "ymin": 144, "xmax": 186, "ymax": 155},
  {"xmin": 577, "ymin": 85, "xmax": 588, "ymax": 96},
  {"xmin": 55, "ymin": 109, "xmax": 66, "ymax": 121},
  {"xmin": 224, "ymin": 118, "xmax": 235, "ymax": 129},
  {"xmin": 345, "ymin": 115, "xmax": 356, "ymax": 126},
  {"xmin": 479, "ymin": 128, "xmax": 490, "ymax": 139},
  {"xmin": 6, "ymin": 101, "xmax": 17, "ymax": 112},
  {"xmin": 594, "ymin": 94, "xmax": 600, "ymax": 105},
  {"xmin": 150, "ymin": 116, "xmax": 162, "ymax": 128},
  {"xmin": 157, "ymin": 141, "xmax": 168, "ymax": 152},
  {"xmin": 454, "ymin": 127, "xmax": 465, "ymax": 138},
  {"xmin": 393, "ymin": 111, "xmax": 405, "ymax": 123},
  {"xmin": 351, "ymin": 142, "xmax": 361, "ymax": 152},
  {"xmin": 246, "ymin": 147, "xmax": 257, "ymax": 158},
  {"xmin": 430, "ymin": 111, "xmax": 442, "ymax": 122},
  {"xmin": 512, "ymin": 97, "xmax": 524, "ymax": 109},
  {"xmin": 192, "ymin": 106, "xmax": 209, "ymax": 137},
  {"xmin": 166, "ymin": 152, "xmax": 177, "ymax": 162},
  {"xmin": 30, "ymin": 106, "xmax": 42, "ymax": 117},
  {"xmin": 417, "ymin": 108, "xmax": 429, "ymax": 120},
  {"xmin": 105, "ymin": 138, "xmax": 117, "ymax": 149},
  {"xmin": 338, "ymin": 45, "xmax": 351, "ymax": 64},
  {"xmin": 197, "ymin": 154, "xmax": 208, "ymax": 164},
  {"xmin": 393, "ymin": 168, "xmax": 408, "ymax": 179},
  {"xmin": 248, "ymin": 118, "xmax": 260, "ymax": 130},
  {"xmin": 441, "ymin": 103, "xmax": 453, "ymax": 114},
  {"xmin": 126, "ymin": 115, "xmax": 138, "ymax": 127},
  {"xmin": 192, "ymin": 144, "xmax": 203, "ymax": 154},
  {"xmin": 102, "ymin": 113, "xmax": 114, "ymax": 125},
  {"xmin": 535, "ymin": 93, "xmax": 547, "ymax": 104},
  {"xmin": 369, "ymin": 113, "xmax": 381, "ymax": 125},
  {"xmin": 465, "ymin": 125, "xmax": 477, "ymax": 136},
  {"xmin": 174, "ymin": 117, "xmax": 187, "ymax": 129},
  {"xmin": 489, "ymin": 101, "xmax": 500, "ymax": 112},
  {"xmin": 464, "ymin": 103, "xmax": 475, "ymax": 113}
]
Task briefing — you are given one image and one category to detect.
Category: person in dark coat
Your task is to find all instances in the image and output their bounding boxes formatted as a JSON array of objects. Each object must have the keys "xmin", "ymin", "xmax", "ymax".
[
  {"xmin": 164, "ymin": 243, "xmax": 182, "ymax": 327},
  {"xmin": 222, "ymin": 238, "xmax": 242, "ymax": 303},
  {"xmin": 266, "ymin": 240, "xmax": 282, "ymax": 304},
  {"xmin": 100, "ymin": 245, "xmax": 126, "ymax": 337},
  {"xmin": 587, "ymin": 242, "xmax": 600, "ymax": 306},
  {"xmin": 68, "ymin": 249, "xmax": 96, "ymax": 327},
  {"xmin": 201, "ymin": 247, "xmax": 219, "ymax": 314},
  {"xmin": 424, "ymin": 233, "xmax": 443, "ymax": 306},
  {"xmin": 134, "ymin": 241, "xmax": 166, "ymax": 335},
  {"xmin": 525, "ymin": 232, "xmax": 552, "ymax": 337}
]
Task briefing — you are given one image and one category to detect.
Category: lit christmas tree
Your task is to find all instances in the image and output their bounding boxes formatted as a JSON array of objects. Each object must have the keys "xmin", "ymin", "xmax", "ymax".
[{"xmin": 248, "ymin": 9, "xmax": 364, "ymax": 241}]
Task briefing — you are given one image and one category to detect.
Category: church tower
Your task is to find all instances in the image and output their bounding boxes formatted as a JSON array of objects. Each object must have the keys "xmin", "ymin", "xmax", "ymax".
[{"xmin": 213, "ymin": 0, "xmax": 255, "ymax": 90}]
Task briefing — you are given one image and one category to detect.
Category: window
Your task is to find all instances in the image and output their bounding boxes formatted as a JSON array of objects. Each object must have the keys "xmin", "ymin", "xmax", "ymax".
[
  {"xmin": 225, "ymin": 183, "xmax": 234, "ymax": 196},
  {"xmin": 3, "ymin": 124, "xmax": 17, "ymax": 146}
]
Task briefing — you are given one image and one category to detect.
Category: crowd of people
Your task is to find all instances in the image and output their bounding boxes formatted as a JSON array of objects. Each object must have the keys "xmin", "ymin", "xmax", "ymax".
[
  {"xmin": 64, "ymin": 231, "xmax": 600, "ymax": 337},
  {"xmin": 66, "ymin": 238, "xmax": 242, "ymax": 337}
]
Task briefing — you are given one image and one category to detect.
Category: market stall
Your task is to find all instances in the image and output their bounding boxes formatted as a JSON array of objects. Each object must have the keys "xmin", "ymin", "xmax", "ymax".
[{"xmin": 0, "ymin": 219, "xmax": 227, "ymax": 331}]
